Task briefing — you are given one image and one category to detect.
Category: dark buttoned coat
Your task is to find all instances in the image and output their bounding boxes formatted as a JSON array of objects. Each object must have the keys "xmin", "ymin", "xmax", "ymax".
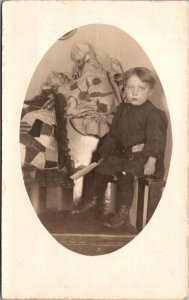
[{"xmin": 97, "ymin": 100, "xmax": 168, "ymax": 178}]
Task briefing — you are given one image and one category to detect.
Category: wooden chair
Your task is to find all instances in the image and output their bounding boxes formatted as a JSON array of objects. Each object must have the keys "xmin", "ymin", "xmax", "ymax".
[
  {"xmin": 136, "ymin": 177, "xmax": 166, "ymax": 232},
  {"xmin": 104, "ymin": 176, "xmax": 166, "ymax": 232}
]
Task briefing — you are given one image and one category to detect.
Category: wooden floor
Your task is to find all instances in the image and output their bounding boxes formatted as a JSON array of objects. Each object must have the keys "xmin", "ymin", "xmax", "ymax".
[{"xmin": 39, "ymin": 210, "xmax": 138, "ymax": 255}]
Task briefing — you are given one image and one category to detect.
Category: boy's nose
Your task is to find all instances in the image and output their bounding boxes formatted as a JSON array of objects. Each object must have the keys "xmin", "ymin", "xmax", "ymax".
[{"xmin": 132, "ymin": 88, "xmax": 139, "ymax": 96}]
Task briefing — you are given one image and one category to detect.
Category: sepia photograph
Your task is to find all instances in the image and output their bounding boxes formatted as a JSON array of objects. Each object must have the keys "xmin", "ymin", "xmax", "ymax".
[
  {"xmin": 2, "ymin": 1, "xmax": 188, "ymax": 299},
  {"xmin": 20, "ymin": 24, "xmax": 172, "ymax": 256}
]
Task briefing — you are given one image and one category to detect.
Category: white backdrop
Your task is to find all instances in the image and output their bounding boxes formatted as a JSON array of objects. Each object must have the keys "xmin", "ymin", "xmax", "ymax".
[{"xmin": 2, "ymin": 1, "xmax": 188, "ymax": 299}]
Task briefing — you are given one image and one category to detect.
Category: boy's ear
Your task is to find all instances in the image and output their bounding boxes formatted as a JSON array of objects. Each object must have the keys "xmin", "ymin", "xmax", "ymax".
[{"xmin": 149, "ymin": 87, "xmax": 154, "ymax": 97}]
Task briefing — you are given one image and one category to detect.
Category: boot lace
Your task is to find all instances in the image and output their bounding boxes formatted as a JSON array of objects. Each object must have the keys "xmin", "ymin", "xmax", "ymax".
[{"xmin": 109, "ymin": 205, "xmax": 130, "ymax": 226}]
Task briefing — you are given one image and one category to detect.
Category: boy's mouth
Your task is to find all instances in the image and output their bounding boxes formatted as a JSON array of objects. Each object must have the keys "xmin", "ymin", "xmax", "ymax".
[{"xmin": 127, "ymin": 98, "xmax": 140, "ymax": 104}]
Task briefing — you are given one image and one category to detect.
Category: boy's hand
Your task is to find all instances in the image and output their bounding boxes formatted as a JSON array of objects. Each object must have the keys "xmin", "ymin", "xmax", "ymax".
[{"xmin": 144, "ymin": 157, "xmax": 157, "ymax": 176}]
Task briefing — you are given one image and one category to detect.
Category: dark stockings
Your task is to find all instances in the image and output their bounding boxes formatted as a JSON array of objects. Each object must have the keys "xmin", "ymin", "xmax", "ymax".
[{"xmin": 92, "ymin": 171, "xmax": 134, "ymax": 211}]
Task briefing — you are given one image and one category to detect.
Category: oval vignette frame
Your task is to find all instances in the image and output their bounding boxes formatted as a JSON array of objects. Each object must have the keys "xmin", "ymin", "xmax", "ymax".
[{"xmin": 20, "ymin": 24, "xmax": 172, "ymax": 256}]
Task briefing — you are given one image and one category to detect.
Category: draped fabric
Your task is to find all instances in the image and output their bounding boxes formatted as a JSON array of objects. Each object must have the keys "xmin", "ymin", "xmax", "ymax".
[
  {"xmin": 58, "ymin": 42, "xmax": 123, "ymax": 137},
  {"xmin": 20, "ymin": 41, "xmax": 123, "ymax": 200},
  {"xmin": 20, "ymin": 42, "xmax": 123, "ymax": 167},
  {"xmin": 20, "ymin": 108, "xmax": 58, "ymax": 170}
]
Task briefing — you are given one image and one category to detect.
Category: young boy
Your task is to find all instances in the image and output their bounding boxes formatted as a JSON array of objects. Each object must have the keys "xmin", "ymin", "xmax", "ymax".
[{"xmin": 76, "ymin": 67, "xmax": 168, "ymax": 230}]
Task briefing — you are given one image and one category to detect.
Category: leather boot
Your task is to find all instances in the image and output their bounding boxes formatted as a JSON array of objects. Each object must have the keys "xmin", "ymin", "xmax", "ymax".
[
  {"xmin": 104, "ymin": 205, "xmax": 138, "ymax": 234},
  {"xmin": 72, "ymin": 196, "xmax": 99, "ymax": 214},
  {"xmin": 72, "ymin": 173, "xmax": 109, "ymax": 215}
]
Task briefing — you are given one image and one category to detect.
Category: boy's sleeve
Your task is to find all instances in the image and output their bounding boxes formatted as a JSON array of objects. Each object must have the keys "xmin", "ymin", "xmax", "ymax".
[
  {"xmin": 98, "ymin": 103, "xmax": 124, "ymax": 157},
  {"xmin": 142, "ymin": 109, "xmax": 168, "ymax": 159}
]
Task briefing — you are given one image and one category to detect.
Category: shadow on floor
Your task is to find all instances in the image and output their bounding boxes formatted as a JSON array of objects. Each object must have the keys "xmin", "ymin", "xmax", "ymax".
[{"xmin": 38, "ymin": 210, "xmax": 138, "ymax": 256}]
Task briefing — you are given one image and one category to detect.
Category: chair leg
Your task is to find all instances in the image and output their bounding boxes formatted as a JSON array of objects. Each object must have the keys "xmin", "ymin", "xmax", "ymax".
[
  {"xmin": 136, "ymin": 178, "xmax": 165, "ymax": 232},
  {"xmin": 136, "ymin": 179, "xmax": 145, "ymax": 232},
  {"xmin": 30, "ymin": 180, "xmax": 41, "ymax": 214},
  {"xmin": 130, "ymin": 178, "xmax": 138, "ymax": 227},
  {"xmin": 39, "ymin": 186, "xmax": 47, "ymax": 213},
  {"xmin": 104, "ymin": 182, "xmax": 118, "ymax": 214},
  {"xmin": 147, "ymin": 185, "xmax": 164, "ymax": 223}
]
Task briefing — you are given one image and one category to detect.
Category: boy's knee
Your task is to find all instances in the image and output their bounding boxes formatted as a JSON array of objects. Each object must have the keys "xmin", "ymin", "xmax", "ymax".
[{"xmin": 117, "ymin": 172, "xmax": 134, "ymax": 184}]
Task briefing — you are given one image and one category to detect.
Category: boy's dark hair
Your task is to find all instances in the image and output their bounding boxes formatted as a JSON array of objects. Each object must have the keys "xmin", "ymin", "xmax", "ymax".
[{"xmin": 123, "ymin": 67, "xmax": 156, "ymax": 88}]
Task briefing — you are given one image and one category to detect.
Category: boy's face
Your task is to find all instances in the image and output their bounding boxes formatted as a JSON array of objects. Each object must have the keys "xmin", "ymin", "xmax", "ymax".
[{"xmin": 125, "ymin": 75, "xmax": 153, "ymax": 106}]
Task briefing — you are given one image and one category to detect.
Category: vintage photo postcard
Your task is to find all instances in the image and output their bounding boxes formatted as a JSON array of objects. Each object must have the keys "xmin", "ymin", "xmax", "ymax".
[{"xmin": 2, "ymin": 1, "xmax": 189, "ymax": 299}]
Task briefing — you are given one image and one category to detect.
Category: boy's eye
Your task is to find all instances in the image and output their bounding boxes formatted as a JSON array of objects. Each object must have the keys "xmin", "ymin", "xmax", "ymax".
[
  {"xmin": 126, "ymin": 86, "xmax": 146, "ymax": 92},
  {"xmin": 138, "ymin": 87, "xmax": 145, "ymax": 91},
  {"xmin": 126, "ymin": 86, "xmax": 133, "ymax": 91}
]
